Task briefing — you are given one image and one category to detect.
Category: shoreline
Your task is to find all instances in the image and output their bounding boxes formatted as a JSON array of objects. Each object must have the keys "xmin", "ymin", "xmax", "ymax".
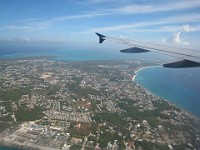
[
  {"xmin": 132, "ymin": 66, "xmax": 200, "ymax": 119},
  {"xmin": 132, "ymin": 65, "xmax": 161, "ymax": 81},
  {"xmin": 0, "ymin": 58, "xmax": 199, "ymax": 149}
]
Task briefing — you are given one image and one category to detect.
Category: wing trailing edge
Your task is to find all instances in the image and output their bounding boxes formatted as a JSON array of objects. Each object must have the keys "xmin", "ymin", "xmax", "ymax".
[{"xmin": 95, "ymin": 32, "xmax": 200, "ymax": 68}]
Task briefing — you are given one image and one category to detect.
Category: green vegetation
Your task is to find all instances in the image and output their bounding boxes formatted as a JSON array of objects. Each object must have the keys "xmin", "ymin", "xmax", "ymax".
[
  {"xmin": 173, "ymin": 144, "xmax": 194, "ymax": 150},
  {"xmin": 69, "ymin": 145, "xmax": 82, "ymax": 150},
  {"xmin": 0, "ymin": 115, "xmax": 13, "ymax": 122},
  {"xmin": 47, "ymin": 84, "xmax": 60, "ymax": 95},
  {"xmin": 0, "ymin": 88, "xmax": 30, "ymax": 102},
  {"xmin": 15, "ymin": 105, "xmax": 43, "ymax": 122},
  {"xmin": 118, "ymin": 102, "xmax": 159, "ymax": 127},
  {"xmin": 84, "ymin": 147, "xmax": 94, "ymax": 150},
  {"xmin": 4, "ymin": 106, "xmax": 12, "ymax": 112},
  {"xmin": 152, "ymin": 101, "xmax": 172, "ymax": 110},
  {"xmin": 90, "ymin": 100, "xmax": 98, "ymax": 111},
  {"xmin": 67, "ymin": 80, "xmax": 101, "ymax": 97},
  {"xmin": 135, "ymin": 141, "xmax": 169, "ymax": 150},
  {"xmin": 88, "ymin": 136, "xmax": 96, "ymax": 142},
  {"xmin": 68, "ymin": 123, "xmax": 98, "ymax": 139},
  {"xmin": 93, "ymin": 113, "xmax": 126, "ymax": 127},
  {"xmin": 0, "ymin": 122, "xmax": 12, "ymax": 132},
  {"xmin": 33, "ymin": 89, "xmax": 46, "ymax": 95},
  {"xmin": 120, "ymin": 98, "xmax": 136, "ymax": 105},
  {"xmin": 78, "ymin": 88, "xmax": 101, "ymax": 96},
  {"xmin": 98, "ymin": 131, "xmax": 125, "ymax": 149}
]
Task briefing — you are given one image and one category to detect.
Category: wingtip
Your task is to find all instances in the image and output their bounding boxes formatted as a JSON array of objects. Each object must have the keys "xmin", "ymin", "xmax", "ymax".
[
  {"xmin": 95, "ymin": 32, "xmax": 106, "ymax": 44},
  {"xmin": 95, "ymin": 32, "xmax": 106, "ymax": 37}
]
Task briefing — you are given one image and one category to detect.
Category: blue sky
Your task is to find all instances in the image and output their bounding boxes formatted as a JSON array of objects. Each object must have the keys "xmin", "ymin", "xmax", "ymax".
[{"xmin": 0, "ymin": 0, "xmax": 200, "ymax": 49}]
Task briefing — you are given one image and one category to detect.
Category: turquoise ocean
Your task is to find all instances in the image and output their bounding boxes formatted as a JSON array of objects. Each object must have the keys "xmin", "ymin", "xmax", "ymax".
[{"xmin": 0, "ymin": 48, "xmax": 200, "ymax": 149}]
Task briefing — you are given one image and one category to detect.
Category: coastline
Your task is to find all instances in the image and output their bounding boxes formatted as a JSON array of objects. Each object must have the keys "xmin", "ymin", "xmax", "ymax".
[
  {"xmin": 132, "ymin": 66, "xmax": 200, "ymax": 119},
  {"xmin": 132, "ymin": 65, "xmax": 161, "ymax": 81},
  {"xmin": 0, "ymin": 58, "xmax": 200, "ymax": 149}
]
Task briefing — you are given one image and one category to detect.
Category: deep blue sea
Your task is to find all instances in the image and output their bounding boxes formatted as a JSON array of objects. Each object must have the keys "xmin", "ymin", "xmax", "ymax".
[
  {"xmin": 0, "ymin": 147, "xmax": 21, "ymax": 150},
  {"xmin": 135, "ymin": 67, "xmax": 200, "ymax": 117}
]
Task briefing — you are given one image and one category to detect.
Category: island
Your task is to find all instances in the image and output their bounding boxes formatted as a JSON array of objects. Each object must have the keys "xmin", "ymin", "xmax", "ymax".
[{"xmin": 0, "ymin": 58, "xmax": 199, "ymax": 150}]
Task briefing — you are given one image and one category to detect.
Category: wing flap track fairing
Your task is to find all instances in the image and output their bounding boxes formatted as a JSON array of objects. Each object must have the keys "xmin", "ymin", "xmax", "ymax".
[{"xmin": 163, "ymin": 60, "xmax": 200, "ymax": 68}]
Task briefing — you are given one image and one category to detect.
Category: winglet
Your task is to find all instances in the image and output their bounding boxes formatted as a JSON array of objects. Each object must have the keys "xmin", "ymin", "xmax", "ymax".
[{"xmin": 96, "ymin": 32, "xmax": 106, "ymax": 44}]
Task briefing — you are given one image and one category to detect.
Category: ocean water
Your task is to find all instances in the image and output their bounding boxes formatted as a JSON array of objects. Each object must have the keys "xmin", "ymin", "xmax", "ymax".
[
  {"xmin": 135, "ymin": 67, "xmax": 200, "ymax": 117},
  {"xmin": 0, "ymin": 147, "xmax": 22, "ymax": 150},
  {"xmin": 0, "ymin": 48, "xmax": 163, "ymax": 61}
]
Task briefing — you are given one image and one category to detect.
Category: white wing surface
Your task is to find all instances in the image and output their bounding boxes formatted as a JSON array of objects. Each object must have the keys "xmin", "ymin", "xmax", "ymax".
[{"xmin": 96, "ymin": 32, "xmax": 200, "ymax": 68}]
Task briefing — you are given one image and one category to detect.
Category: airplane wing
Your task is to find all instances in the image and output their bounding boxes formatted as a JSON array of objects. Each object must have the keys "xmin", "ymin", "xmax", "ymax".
[{"xmin": 96, "ymin": 32, "xmax": 200, "ymax": 68}]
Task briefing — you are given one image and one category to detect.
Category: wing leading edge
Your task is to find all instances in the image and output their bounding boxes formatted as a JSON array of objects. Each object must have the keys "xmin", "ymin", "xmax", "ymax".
[{"xmin": 96, "ymin": 32, "xmax": 200, "ymax": 68}]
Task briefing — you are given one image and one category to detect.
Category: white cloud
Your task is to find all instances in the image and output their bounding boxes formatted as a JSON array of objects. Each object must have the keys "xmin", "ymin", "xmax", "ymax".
[
  {"xmin": 85, "ymin": 0, "xmax": 114, "ymax": 4},
  {"xmin": 14, "ymin": 18, "xmax": 41, "ymax": 23},
  {"xmin": 120, "ymin": 35, "xmax": 127, "ymax": 39},
  {"xmin": 52, "ymin": 12, "xmax": 108, "ymax": 21},
  {"xmin": 24, "ymin": 37, "xmax": 31, "ymax": 42},
  {"xmin": 78, "ymin": 0, "xmax": 200, "ymax": 13},
  {"xmin": 4, "ymin": 12, "xmax": 108, "ymax": 32},
  {"xmin": 183, "ymin": 41, "xmax": 189, "ymax": 46},
  {"xmin": 106, "ymin": 0, "xmax": 200, "ymax": 14},
  {"xmin": 164, "ymin": 32, "xmax": 189, "ymax": 46},
  {"xmin": 173, "ymin": 32, "xmax": 181, "ymax": 44},
  {"xmin": 77, "ymin": 0, "xmax": 132, "ymax": 5},
  {"xmin": 88, "ymin": 13, "xmax": 200, "ymax": 33},
  {"xmin": 3, "ymin": 0, "xmax": 200, "ymax": 33},
  {"xmin": 4, "ymin": 21, "xmax": 51, "ymax": 31},
  {"xmin": 125, "ymin": 24, "xmax": 200, "ymax": 33},
  {"xmin": 183, "ymin": 24, "xmax": 195, "ymax": 32},
  {"xmin": 162, "ymin": 38, "xmax": 167, "ymax": 44},
  {"xmin": 157, "ymin": 24, "xmax": 198, "ymax": 33}
]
